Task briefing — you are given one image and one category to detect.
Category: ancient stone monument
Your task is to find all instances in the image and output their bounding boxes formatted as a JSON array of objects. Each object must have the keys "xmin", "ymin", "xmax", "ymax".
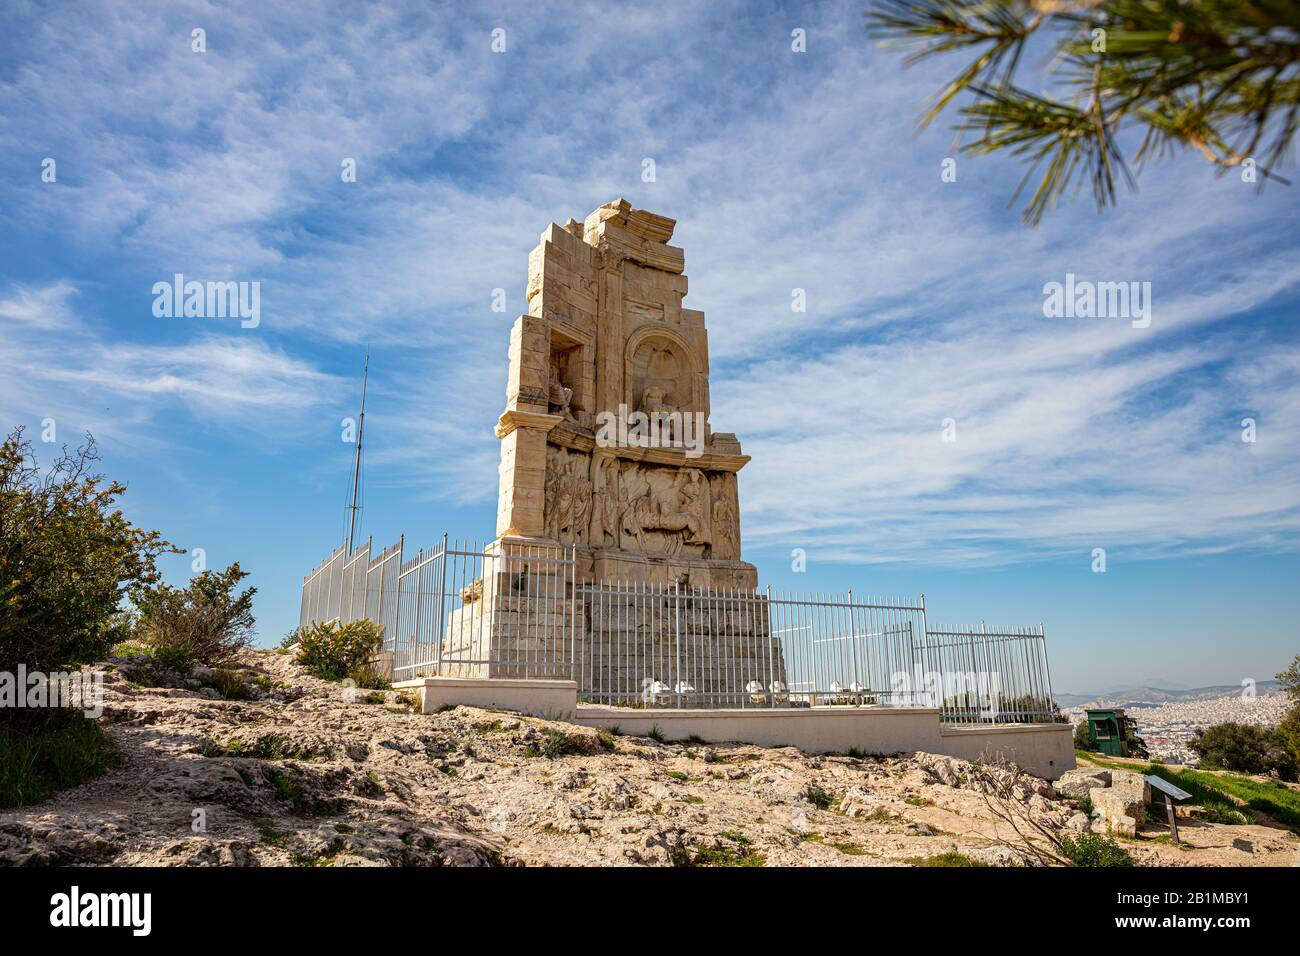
[
  {"xmin": 443, "ymin": 200, "xmax": 780, "ymax": 697},
  {"xmin": 495, "ymin": 198, "xmax": 756, "ymax": 589}
]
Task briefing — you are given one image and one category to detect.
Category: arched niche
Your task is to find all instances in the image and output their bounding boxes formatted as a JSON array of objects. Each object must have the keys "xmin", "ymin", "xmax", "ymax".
[{"xmin": 624, "ymin": 327, "xmax": 699, "ymax": 414}]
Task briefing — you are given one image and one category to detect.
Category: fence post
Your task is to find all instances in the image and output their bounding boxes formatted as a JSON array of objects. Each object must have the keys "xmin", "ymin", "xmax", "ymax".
[
  {"xmin": 847, "ymin": 588, "xmax": 859, "ymax": 707},
  {"xmin": 569, "ymin": 543, "xmax": 577, "ymax": 682},
  {"xmin": 673, "ymin": 579, "xmax": 682, "ymax": 709},
  {"xmin": 919, "ymin": 593, "xmax": 932, "ymax": 709},
  {"xmin": 1040, "ymin": 622, "xmax": 1054, "ymax": 720},
  {"xmin": 981, "ymin": 619, "xmax": 990, "ymax": 723},
  {"xmin": 759, "ymin": 582, "xmax": 769, "ymax": 712},
  {"xmin": 434, "ymin": 532, "xmax": 449, "ymax": 674}
]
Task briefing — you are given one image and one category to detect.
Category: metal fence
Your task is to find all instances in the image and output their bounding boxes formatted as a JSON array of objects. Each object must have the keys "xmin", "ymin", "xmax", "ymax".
[
  {"xmin": 300, "ymin": 535, "xmax": 1059, "ymax": 723},
  {"xmin": 392, "ymin": 537, "xmax": 577, "ymax": 682},
  {"xmin": 926, "ymin": 624, "xmax": 1057, "ymax": 724},
  {"xmin": 576, "ymin": 585, "xmax": 931, "ymax": 710},
  {"xmin": 299, "ymin": 535, "xmax": 403, "ymax": 645}
]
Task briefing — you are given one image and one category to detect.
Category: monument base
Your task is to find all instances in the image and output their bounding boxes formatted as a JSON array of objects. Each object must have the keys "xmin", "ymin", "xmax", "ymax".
[
  {"xmin": 582, "ymin": 547, "xmax": 758, "ymax": 591},
  {"xmin": 436, "ymin": 536, "xmax": 778, "ymax": 698}
]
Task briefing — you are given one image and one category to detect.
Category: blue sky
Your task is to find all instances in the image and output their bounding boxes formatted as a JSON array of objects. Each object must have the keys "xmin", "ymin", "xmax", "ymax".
[{"xmin": 2, "ymin": 0, "xmax": 1297, "ymax": 693}]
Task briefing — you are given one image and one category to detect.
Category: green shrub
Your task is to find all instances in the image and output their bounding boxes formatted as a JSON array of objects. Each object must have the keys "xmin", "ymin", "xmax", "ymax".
[
  {"xmin": 1190, "ymin": 721, "xmax": 1298, "ymax": 781},
  {"xmin": 802, "ymin": 782, "xmax": 835, "ymax": 810},
  {"xmin": 0, "ymin": 709, "xmax": 119, "ymax": 808},
  {"xmin": 0, "ymin": 428, "xmax": 172, "ymax": 678},
  {"xmin": 132, "ymin": 564, "xmax": 256, "ymax": 674},
  {"xmin": 1073, "ymin": 720, "xmax": 1094, "ymax": 751},
  {"xmin": 289, "ymin": 619, "xmax": 384, "ymax": 682},
  {"xmin": 109, "ymin": 639, "xmax": 153, "ymax": 659},
  {"xmin": 1058, "ymin": 832, "xmax": 1134, "ymax": 867}
]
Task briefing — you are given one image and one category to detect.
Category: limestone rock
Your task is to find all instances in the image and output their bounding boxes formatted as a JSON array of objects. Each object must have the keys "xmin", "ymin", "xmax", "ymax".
[{"xmin": 1055, "ymin": 769, "xmax": 1110, "ymax": 800}]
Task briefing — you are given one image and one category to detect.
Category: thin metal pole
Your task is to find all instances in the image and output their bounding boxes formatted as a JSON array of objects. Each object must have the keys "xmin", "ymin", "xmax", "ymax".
[
  {"xmin": 345, "ymin": 347, "xmax": 370, "ymax": 555},
  {"xmin": 434, "ymin": 532, "xmax": 448, "ymax": 674}
]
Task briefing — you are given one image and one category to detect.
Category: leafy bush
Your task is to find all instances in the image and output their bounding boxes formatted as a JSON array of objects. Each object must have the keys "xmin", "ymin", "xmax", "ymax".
[
  {"xmin": 1057, "ymin": 832, "xmax": 1134, "ymax": 868},
  {"xmin": 1282, "ymin": 705, "xmax": 1300, "ymax": 768},
  {"xmin": 1277, "ymin": 656, "xmax": 1300, "ymax": 766},
  {"xmin": 1189, "ymin": 722, "xmax": 1298, "ymax": 781},
  {"xmin": 0, "ymin": 428, "xmax": 172, "ymax": 677},
  {"xmin": 109, "ymin": 638, "xmax": 153, "ymax": 659},
  {"xmin": 1073, "ymin": 720, "xmax": 1093, "ymax": 751},
  {"xmin": 289, "ymin": 619, "xmax": 384, "ymax": 682},
  {"xmin": 132, "ymin": 564, "xmax": 256, "ymax": 674}
]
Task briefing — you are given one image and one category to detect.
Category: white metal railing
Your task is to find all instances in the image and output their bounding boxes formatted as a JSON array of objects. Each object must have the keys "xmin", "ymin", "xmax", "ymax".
[{"xmin": 299, "ymin": 537, "xmax": 1058, "ymax": 722}]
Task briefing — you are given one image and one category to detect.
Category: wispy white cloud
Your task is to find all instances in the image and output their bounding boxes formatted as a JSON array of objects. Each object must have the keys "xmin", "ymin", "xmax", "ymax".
[
  {"xmin": 0, "ymin": 282, "xmax": 79, "ymax": 329},
  {"xmin": 1, "ymin": 0, "xmax": 1298, "ymax": 570}
]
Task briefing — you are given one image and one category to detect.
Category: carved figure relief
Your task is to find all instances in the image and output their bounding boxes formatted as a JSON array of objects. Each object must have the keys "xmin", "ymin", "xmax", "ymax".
[
  {"xmin": 618, "ymin": 464, "xmax": 710, "ymax": 557},
  {"xmin": 708, "ymin": 473, "xmax": 740, "ymax": 560},
  {"xmin": 544, "ymin": 447, "xmax": 592, "ymax": 546},
  {"xmin": 588, "ymin": 455, "xmax": 621, "ymax": 549}
]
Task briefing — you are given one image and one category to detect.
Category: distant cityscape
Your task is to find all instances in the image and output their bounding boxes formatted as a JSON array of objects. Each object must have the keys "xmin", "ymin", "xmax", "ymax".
[{"xmin": 1061, "ymin": 681, "xmax": 1289, "ymax": 765}]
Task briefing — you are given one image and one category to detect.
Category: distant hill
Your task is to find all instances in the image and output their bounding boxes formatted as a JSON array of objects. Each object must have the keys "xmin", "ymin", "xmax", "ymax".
[{"xmin": 1057, "ymin": 680, "xmax": 1284, "ymax": 709}]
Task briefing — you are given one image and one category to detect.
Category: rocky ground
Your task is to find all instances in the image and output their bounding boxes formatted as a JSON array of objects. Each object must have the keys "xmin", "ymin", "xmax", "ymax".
[{"xmin": 2, "ymin": 649, "xmax": 1296, "ymax": 867}]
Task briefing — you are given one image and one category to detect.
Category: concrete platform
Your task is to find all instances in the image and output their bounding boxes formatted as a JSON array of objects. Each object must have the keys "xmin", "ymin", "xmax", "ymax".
[{"xmin": 394, "ymin": 676, "xmax": 1076, "ymax": 779}]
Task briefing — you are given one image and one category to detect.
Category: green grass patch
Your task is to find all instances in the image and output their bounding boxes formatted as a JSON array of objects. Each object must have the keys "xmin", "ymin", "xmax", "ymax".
[
  {"xmin": 673, "ymin": 844, "xmax": 766, "ymax": 867},
  {"xmin": 208, "ymin": 668, "xmax": 251, "ymax": 700},
  {"xmin": 260, "ymin": 766, "xmax": 335, "ymax": 817},
  {"xmin": 1076, "ymin": 752, "xmax": 1300, "ymax": 830},
  {"xmin": 802, "ymin": 782, "xmax": 835, "ymax": 810},
  {"xmin": 225, "ymin": 733, "xmax": 319, "ymax": 761},
  {"xmin": 524, "ymin": 728, "xmax": 594, "ymax": 759},
  {"xmin": 905, "ymin": 850, "xmax": 989, "ymax": 867},
  {"xmin": 832, "ymin": 841, "xmax": 868, "ymax": 856},
  {"xmin": 0, "ymin": 710, "xmax": 119, "ymax": 808},
  {"xmin": 1148, "ymin": 765, "xmax": 1300, "ymax": 830}
]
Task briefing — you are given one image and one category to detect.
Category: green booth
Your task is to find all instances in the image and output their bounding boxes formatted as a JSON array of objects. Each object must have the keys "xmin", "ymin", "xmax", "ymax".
[{"xmin": 1085, "ymin": 708, "xmax": 1145, "ymax": 757}]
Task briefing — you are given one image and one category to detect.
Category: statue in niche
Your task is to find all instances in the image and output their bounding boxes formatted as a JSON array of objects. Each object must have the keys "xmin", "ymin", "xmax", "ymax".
[
  {"xmin": 548, "ymin": 364, "xmax": 574, "ymax": 421},
  {"xmin": 639, "ymin": 385, "xmax": 678, "ymax": 442}
]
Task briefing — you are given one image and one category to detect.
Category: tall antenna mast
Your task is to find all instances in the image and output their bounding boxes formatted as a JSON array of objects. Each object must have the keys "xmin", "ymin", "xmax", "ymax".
[{"xmin": 345, "ymin": 347, "xmax": 370, "ymax": 554}]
